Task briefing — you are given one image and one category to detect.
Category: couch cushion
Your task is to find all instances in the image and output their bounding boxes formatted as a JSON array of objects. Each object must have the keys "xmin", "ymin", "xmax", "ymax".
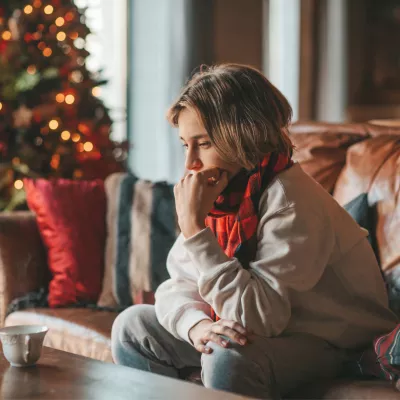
[
  {"xmin": 183, "ymin": 369, "xmax": 399, "ymax": 399},
  {"xmin": 290, "ymin": 131, "xmax": 366, "ymax": 193},
  {"xmin": 285, "ymin": 378, "xmax": 399, "ymax": 399},
  {"xmin": 5, "ymin": 308, "xmax": 117, "ymax": 363},
  {"xmin": 333, "ymin": 135, "xmax": 400, "ymax": 315},
  {"xmin": 0, "ymin": 212, "xmax": 49, "ymax": 326},
  {"xmin": 333, "ymin": 135, "xmax": 400, "ymax": 206}
]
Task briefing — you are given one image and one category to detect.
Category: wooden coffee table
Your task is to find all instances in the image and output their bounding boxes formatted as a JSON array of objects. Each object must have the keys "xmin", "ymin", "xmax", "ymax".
[{"xmin": 0, "ymin": 346, "xmax": 250, "ymax": 399}]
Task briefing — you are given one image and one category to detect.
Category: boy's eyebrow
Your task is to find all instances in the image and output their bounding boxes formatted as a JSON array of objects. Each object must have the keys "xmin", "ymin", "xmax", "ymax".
[{"xmin": 179, "ymin": 134, "xmax": 209, "ymax": 141}]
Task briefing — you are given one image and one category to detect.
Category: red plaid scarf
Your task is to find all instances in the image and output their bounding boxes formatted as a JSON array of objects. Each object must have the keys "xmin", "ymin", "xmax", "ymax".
[{"xmin": 205, "ymin": 152, "xmax": 293, "ymax": 321}]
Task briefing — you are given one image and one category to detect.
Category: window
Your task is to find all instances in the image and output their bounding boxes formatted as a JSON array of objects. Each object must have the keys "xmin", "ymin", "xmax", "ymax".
[{"xmin": 74, "ymin": 0, "xmax": 128, "ymax": 141}]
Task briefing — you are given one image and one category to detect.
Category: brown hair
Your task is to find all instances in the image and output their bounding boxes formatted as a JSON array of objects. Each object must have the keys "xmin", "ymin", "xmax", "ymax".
[{"xmin": 167, "ymin": 63, "xmax": 294, "ymax": 170}]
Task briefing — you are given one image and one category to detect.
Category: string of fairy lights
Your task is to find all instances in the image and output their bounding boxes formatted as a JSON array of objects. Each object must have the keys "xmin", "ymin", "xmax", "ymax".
[{"xmin": 0, "ymin": 0, "xmax": 107, "ymax": 190}]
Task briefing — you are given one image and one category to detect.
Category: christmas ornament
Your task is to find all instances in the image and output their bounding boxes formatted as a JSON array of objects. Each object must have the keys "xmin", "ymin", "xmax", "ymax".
[{"xmin": 13, "ymin": 105, "xmax": 33, "ymax": 128}]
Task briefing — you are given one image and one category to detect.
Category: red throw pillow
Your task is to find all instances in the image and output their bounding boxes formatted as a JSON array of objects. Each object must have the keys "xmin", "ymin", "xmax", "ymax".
[{"xmin": 24, "ymin": 179, "xmax": 106, "ymax": 307}]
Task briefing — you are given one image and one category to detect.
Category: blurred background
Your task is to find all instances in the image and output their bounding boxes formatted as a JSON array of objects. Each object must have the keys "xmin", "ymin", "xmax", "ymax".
[{"xmin": 1, "ymin": 0, "xmax": 400, "ymax": 208}]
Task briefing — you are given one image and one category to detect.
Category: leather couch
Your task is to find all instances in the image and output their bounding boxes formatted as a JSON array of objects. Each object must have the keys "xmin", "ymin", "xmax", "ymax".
[{"xmin": 1, "ymin": 121, "xmax": 399, "ymax": 399}]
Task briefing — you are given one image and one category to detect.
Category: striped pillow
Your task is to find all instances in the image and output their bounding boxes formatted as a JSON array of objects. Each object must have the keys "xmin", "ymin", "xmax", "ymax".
[{"xmin": 97, "ymin": 173, "xmax": 178, "ymax": 308}]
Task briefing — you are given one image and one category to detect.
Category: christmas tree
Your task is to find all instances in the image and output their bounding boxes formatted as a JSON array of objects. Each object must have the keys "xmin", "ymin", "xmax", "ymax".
[{"xmin": 0, "ymin": 0, "xmax": 127, "ymax": 211}]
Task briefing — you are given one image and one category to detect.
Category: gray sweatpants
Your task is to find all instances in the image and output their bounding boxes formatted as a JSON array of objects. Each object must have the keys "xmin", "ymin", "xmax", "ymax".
[{"xmin": 111, "ymin": 304, "xmax": 347, "ymax": 399}]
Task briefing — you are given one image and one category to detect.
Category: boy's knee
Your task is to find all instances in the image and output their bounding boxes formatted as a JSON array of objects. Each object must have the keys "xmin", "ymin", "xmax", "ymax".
[
  {"xmin": 111, "ymin": 305, "xmax": 159, "ymax": 366},
  {"xmin": 112, "ymin": 304, "xmax": 157, "ymax": 344},
  {"xmin": 201, "ymin": 339, "xmax": 272, "ymax": 390}
]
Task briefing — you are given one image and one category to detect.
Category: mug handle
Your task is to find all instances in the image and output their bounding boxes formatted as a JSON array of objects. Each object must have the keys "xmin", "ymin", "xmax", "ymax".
[{"xmin": 23, "ymin": 335, "xmax": 31, "ymax": 364}]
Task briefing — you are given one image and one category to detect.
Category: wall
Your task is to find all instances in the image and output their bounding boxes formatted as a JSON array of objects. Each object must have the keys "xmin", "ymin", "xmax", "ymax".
[{"xmin": 212, "ymin": 0, "xmax": 263, "ymax": 69}]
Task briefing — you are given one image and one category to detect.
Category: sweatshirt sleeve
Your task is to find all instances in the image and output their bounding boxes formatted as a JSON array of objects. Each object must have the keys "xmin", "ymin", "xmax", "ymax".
[
  {"xmin": 154, "ymin": 234, "xmax": 212, "ymax": 343},
  {"xmin": 182, "ymin": 200, "xmax": 336, "ymax": 337}
]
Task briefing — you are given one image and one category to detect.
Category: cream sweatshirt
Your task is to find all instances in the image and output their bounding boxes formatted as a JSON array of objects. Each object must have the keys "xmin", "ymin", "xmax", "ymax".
[{"xmin": 154, "ymin": 163, "xmax": 398, "ymax": 349}]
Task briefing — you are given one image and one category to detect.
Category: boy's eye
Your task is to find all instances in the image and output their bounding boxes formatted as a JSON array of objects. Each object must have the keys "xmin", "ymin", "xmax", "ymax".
[{"xmin": 182, "ymin": 142, "xmax": 211, "ymax": 150}]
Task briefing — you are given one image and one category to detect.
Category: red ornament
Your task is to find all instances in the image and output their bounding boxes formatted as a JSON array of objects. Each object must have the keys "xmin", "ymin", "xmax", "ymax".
[
  {"xmin": 64, "ymin": 107, "xmax": 76, "ymax": 120},
  {"xmin": 0, "ymin": 40, "xmax": 7, "ymax": 54},
  {"xmin": 59, "ymin": 65, "xmax": 69, "ymax": 77},
  {"xmin": 24, "ymin": 33, "xmax": 33, "ymax": 43},
  {"xmin": 32, "ymin": 110, "xmax": 42, "ymax": 123},
  {"xmin": 65, "ymin": 12, "xmax": 75, "ymax": 22},
  {"xmin": 0, "ymin": 142, "xmax": 7, "ymax": 156}
]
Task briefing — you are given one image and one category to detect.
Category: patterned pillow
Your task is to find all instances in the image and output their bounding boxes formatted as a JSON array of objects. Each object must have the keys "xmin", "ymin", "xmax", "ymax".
[
  {"xmin": 97, "ymin": 173, "xmax": 178, "ymax": 308},
  {"xmin": 374, "ymin": 324, "xmax": 400, "ymax": 387}
]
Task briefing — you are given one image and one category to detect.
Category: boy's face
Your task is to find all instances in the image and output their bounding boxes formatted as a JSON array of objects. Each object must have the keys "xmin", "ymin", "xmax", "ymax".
[{"xmin": 178, "ymin": 107, "xmax": 241, "ymax": 180}]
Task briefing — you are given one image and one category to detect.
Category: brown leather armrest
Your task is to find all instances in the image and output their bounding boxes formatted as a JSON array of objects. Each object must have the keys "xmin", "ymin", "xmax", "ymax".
[{"xmin": 0, "ymin": 211, "xmax": 50, "ymax": 326}]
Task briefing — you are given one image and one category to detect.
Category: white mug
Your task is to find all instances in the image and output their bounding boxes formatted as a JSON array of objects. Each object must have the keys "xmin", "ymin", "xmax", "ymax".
[{"xmin": 0, "ymin": 325, "xmax": 48, "ymax": 367}]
